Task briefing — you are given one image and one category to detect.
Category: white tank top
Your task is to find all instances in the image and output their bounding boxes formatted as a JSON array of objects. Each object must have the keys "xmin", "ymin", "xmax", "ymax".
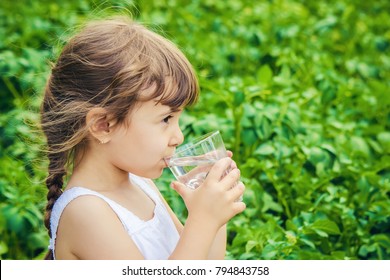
[{"xmin": 48, "ymin": 174, "xmax": 179, "ymax": 259}]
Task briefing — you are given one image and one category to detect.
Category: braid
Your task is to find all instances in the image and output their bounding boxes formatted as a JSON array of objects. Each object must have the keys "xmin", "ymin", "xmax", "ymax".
[{"xmin": 43, "ymin": 151, "xmax": 67, "ymax": 260}]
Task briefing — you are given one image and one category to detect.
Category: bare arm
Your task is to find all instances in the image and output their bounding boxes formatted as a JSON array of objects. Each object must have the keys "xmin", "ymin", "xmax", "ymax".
[
  {"xmin": 56, "ymin": 158, "xmax": 244, "ymax": 260},
  {"xmin": 168, "ymin": 157, "xmax": 245, "ymax": 259},
  {"xmin": 56, "ymin": 194, "xmax": 232, "ymax": 260},
  {"xmin": 150, "ymin": 180, "xmax": 227, "ymax": 259},
  {"xmin": 55, "ymin": 196, "xmax": 145, "ymax": 260},
  {"xmin": 207, "ymin": 225, "xmax": 227, "ymax": 259}
]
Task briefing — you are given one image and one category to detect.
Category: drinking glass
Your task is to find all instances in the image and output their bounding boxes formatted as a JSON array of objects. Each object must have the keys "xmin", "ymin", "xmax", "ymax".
[{"xmin": 165, "ymin": 131, "xmax": 232, "ymax": 189}]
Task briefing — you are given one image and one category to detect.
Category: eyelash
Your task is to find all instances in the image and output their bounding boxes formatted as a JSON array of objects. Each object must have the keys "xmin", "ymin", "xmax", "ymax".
[{"xmin": 163, "ymin": 115, "xmax": 173, "ymax": 124}]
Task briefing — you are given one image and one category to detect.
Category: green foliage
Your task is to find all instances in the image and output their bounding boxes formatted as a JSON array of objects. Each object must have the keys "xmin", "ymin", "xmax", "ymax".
[
  {"xmin": 0, "ymin": 0, "xmax": 94, "ymax": 259},
  {"xmin": 0, "ymin": 108, "xmax": 48, "ymax": 259},
  {"xmin": 1, "ymin": 0, "xmax": 389, "ymax": 259}
]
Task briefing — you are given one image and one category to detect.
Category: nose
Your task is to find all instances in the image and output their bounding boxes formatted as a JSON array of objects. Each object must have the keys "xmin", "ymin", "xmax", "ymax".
[{"xmin": 170, "ymin": 125, "xmax": 184, "ymax": 147}]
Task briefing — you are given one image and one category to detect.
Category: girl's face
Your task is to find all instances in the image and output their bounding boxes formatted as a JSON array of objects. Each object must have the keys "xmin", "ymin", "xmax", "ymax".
[{"xmin": 107, "ymin": 99, "xmax": 184, "ymax": 179}]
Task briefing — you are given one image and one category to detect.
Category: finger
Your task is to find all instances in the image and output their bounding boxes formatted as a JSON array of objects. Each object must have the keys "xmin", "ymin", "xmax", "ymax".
[
  {"xmin": 231, "ymin": 201, "xmax": 246, "ymax": 215},
  {"xmin": 225, "ymin": 152, "xmax": 237, "ymax": 169},
  {"xmin": 205, "ymin": 157, "xmax": 232, "ymax": 182},
  {"xmin": 229, "ymin": 181, "xmax": 245, "ymax": 201},
  {"xmin": 230, "ymin": 160, "xmax": 237, "ymax": 170},
  {"xmin": 171, "ymin": 181, "xmax": 191, "ymax": 200},
  {"xmin": 220, "ymin": 168, "xmax": 241, "ymax": 189}
]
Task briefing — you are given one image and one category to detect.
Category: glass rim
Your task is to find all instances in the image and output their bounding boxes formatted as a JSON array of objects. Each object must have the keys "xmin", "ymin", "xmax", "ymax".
[{"xmin": 173, "ymin": 130, "xmax": 221, "ymax": 155}]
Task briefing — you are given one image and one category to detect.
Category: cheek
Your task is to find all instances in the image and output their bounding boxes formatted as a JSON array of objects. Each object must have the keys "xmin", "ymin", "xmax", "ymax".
[
  {"xmin": 116, "ymin": 132, "xmax": 163, "ymax": 163},
  {"xmin": 132, "ymin": 127, "xmax": 166, "ymax": 152},
  {"xmin": 109, "ymin": 123, "xmax": 168, "ymax": 168}
]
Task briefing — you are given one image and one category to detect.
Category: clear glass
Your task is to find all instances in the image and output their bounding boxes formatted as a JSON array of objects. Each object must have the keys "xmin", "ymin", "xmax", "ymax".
[{"xmin": 165, "ymin": 131, "xmax": 229, "ymax": 189}]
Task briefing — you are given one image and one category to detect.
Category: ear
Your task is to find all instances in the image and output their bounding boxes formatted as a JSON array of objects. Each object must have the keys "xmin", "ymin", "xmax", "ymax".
[{"xmin": 86, "ymin": 107, "xmax": 112, "ymax": 144}]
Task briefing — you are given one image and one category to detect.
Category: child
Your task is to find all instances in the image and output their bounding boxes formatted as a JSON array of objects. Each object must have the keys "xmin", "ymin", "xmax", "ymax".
[{"xmin": 40, "ymin": 17, "xmax": 245, "ymax": 260}]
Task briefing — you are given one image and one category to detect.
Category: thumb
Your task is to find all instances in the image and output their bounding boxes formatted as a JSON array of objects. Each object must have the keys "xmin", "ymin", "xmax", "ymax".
[{"xmin": 171, "ymin": 181, "xmax": 190, "ymax": 199}]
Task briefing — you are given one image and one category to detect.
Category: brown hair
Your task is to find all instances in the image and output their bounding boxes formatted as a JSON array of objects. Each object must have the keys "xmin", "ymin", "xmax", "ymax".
[{"xmin": 40, "ymin": 17, "xmax": 199, "ymax": 259}]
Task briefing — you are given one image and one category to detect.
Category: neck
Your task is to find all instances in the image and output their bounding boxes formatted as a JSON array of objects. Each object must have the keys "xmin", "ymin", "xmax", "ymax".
[{"xmin": 67, "ymin": 145, "xmax": 131, "ymax": 192}]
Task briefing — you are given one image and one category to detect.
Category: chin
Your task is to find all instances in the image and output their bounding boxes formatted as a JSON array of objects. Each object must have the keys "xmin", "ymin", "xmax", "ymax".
[
  {"xmin": 152, "ymin": 168, "xmax": 164, "ymax": 179},
  {"xmin": 139, "ymin": 168, "xmax": 164, "ymax": 180}
]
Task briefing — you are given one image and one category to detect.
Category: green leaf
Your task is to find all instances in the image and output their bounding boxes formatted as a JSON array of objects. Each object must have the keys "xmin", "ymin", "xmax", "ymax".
[
  {"xmin": 254, "ymin": 143, "xmax": 275, "ymax": 156},
  {"xmin": 26, "ymin": 232, "xmax": 48, "ymax": 251},
  {"xmin": 286, "ymin": 219, "xmax": 298, "ymax": 231},
  {"xmin": 241, "ymin": 129, "xmax": 258, "ymax": 147},
  {"xmin": 372, "ymin": 234, "xmax": 390, "ymax": 249},
  {"xmin": 358, "ymin": 244, "xmax": 377, "ymax": 257},
  {"xmin": 308, "ymin": 147, "xmax": 326, "ymax": 164},
  {"xmin": 257, "ymin": 65, "xmax": 273, "ymax": 86},
  {"xmin": 0, "ymin": 241, "xmax": 8, "ymax": 256},
  {"xmin": 261, "ymin": 244, "xmax": 278, "ymax": 259},
  {"xmin": 350, "ymin": 136, "xmax": 371, "ymax": 158},
  {"xmin": 377, "ymin": 132, "xmax": 390, "ymax": 152},
  {"xmin": 311, "ymin": 219, "xmax": 341, "ymax": 235},
  {"xmin": 300, "ymin": 238, "xmax": 316, "ymax": 249},
  {"xmin": 245, "ymin": 240, "xmax": 259, "ymax": 252},
  {"xmin": 313, "ymin": 228, "xmax": 329, "ymax": 238},
  {"xmin": 233, "ymin": 91, "xmax": 245, "ymax": 106},
  {"xmin": 261, "ymin": 192, "xmax": 283, "ymax": 213}
]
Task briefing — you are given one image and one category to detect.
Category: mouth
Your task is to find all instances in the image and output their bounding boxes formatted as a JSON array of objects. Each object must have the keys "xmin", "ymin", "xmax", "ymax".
[{"xmin": 163, "ymin": 156, "xmax": 172, "ymax": 168}]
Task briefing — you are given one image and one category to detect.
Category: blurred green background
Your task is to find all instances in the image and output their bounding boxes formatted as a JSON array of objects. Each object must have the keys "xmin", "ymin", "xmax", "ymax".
[{"xmin": 0, "ymin": 0, "xmax": 389, "ymax": 260}]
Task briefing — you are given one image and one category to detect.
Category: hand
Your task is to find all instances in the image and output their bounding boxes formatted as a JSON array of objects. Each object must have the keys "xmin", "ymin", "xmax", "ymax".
[
  {"xmin": 171, "ymin": 157, "xmax": 246, "ymax": 233},
  {"xmin": 177, "ymin": 150, "xmax": 237, "ymax": 187}
]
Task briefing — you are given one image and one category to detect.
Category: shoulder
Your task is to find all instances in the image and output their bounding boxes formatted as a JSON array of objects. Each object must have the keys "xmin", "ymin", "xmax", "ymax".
[
  {"xmin": 55, "ymin": 194, "xmax": 144, "ymax": 259},
  {"xmin": 55, "ymin": 191, "xmax": 118, "ymax": 227},
  {"xmin": 63, "ymin": 192, "xmax": 110, "ymax": 212},
  {"xmin": 61, "ymin": 194, "xmax": 115, "ymax": 225}
]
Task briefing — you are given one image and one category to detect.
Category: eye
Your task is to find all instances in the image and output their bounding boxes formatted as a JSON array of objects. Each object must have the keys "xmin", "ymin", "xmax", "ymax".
[{"xmin": 163, "ymin": 115, "xmax": 173, "ymax": 124}]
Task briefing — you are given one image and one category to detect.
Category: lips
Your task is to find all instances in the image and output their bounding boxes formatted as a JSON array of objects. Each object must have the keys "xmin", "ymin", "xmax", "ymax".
[
  {"xmin": 163, "ymin": 151, "xmax": 175, "ymax": 168},
  {"xmin": 163, "ymin": 157, "xmax": 171, "ymax": 168}
]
